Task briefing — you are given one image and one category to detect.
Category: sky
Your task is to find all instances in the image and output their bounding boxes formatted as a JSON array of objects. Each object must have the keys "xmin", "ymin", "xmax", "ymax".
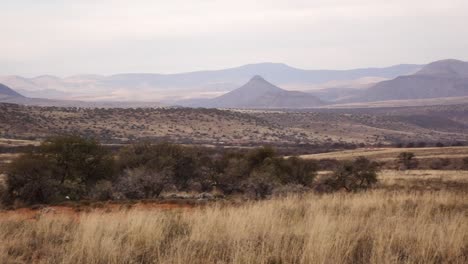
[{"xmin": 1, "ymin": 0, "xmax": 468, "ymax": 77}]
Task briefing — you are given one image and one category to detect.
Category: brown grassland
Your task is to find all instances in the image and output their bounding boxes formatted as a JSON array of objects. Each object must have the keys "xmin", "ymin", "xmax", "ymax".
[{"xmin": 0, "ymin": 169, "xmax": 467, "ymax": 264}]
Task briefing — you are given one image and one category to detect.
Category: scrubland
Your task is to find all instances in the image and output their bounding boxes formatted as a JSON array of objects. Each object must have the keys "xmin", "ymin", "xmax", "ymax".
[{"xmin": 0, "ymin": 170, "xmax": 467, "ymax": 264}]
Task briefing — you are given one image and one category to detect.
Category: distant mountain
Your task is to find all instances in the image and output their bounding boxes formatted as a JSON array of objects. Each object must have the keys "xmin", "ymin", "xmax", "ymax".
[
  {"xmin": 0, "ymin": 83, "xmax": 161, "ymax": 108},
  {"xmin": 0, "ymin": 83, "xmax": 24, "ymax": 99},
  {"xmin": 348, "ymin": 59, "xmax": 468, "ymax": 102},
  {"xmin": 0, "ymin": 63, "xmax": 421, "ymax": 102},
  {"xmin": 180, "ymin": 76, "xmax": 324, "ymax": 108}
]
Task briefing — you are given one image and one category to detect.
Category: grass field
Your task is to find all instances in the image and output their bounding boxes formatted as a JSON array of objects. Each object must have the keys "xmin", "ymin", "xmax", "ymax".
[
  {"xmin": 0, "ymin": 170, "xmax": 467, "ymax": 264},
  {"xmin": 299, "ymin": 146, "xmax": 468, "ymax": 161}
]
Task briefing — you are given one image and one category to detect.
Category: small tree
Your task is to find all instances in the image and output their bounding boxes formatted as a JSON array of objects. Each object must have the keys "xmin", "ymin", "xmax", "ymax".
[{"xmin": 397, "ymin": 152, "xmax": 418, "ymax": 170}]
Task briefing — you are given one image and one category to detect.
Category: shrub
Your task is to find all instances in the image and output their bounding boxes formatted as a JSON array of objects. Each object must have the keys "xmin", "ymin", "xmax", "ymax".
[
  {"xmin": 246, "ymin": 146, "xmax": 276, "ymax": 170},
  {"xmin": 430, "ymin": 158, "xmax": 451, "ymax": 170},
  {"xmin": 416, "ymin": 142, "xmax": 427, "ymax": 148},
  {"xmin": 4, "ymin": 136, "xmax": 116, "ymax": 205},
  {"xmin": 117, "ymin": 142, "xmax": 210, "ymax": 190},
  {"xmin": 89, "ymin": 180, "xmax": 114, "ymax": 201},
  {"xmin": 114, "ymin": 168, "xmax": 171, "ymax": 200},
  {"xmin": 462, "ymin": 157, "xmax": 468, "ymax": 170},
  {"xmin": 397, "ymin": 152, "xmax": 418, "ymax": 170},
  {"xmin": 0, "ymin": 179, "xmax": 7, "ymax": 207},
  {"xmin": 281, "ymin": 157, "xmax": 318, "ymax": 187},
  {"xmin": 243, "ymin": 157, "xmax": 283, "ymax": 198},
  {"xmin": 4, "ymin": 154, "xmax": 61, "ymax": 205},
  {"xmin": 322, "ymin": 157, "xmax": 379, "ymax": 192}
]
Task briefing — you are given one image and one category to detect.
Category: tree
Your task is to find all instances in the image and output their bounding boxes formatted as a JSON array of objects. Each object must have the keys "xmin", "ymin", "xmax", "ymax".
[
  {"xmin": 397, "ymin": 152, "xmax": 418, "ymax": 170},
  {"xmin": 41, "ymin": 135, "xmax": 115, "ymax": 186}
]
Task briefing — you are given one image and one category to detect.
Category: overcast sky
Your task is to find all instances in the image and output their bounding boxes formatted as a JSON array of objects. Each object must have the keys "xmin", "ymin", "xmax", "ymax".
[{"xmin": 1, "ymin": 0, "xmax": 468, "ymax": 76}]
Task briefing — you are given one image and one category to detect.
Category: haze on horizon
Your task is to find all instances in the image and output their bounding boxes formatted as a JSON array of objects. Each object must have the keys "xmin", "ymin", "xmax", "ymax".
[{"xmin": 1, "ymin": 0, "xmax": 468, "ymax": 77}]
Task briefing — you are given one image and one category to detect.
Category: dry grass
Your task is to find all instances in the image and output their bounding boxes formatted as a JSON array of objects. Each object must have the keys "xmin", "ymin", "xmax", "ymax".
[
  {"xmin": 299, "ymin": 146, "xmax": 468, "ymax": 161},
  {"xmin": 1, "ymin": 170, "xmax": 467, "ymax": 264}
]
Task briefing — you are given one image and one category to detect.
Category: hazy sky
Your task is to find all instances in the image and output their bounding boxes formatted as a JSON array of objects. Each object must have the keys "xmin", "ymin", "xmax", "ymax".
[{"xmin": 1, "ymin": 0, "xmax": 468, "ymax": 76}]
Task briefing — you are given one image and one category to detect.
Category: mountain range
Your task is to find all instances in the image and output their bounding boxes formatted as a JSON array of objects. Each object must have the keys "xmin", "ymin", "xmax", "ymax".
[
  {"xmin": 1, "ymin": 59, "xmax": 468, "ymax": 109},
  {"xmin": 0, "ymin": 63, "xmax": 421, "ymax": 102}
]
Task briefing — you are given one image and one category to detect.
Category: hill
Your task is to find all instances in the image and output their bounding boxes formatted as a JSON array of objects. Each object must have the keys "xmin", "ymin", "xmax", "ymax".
[
  {"xmin": 0, "ymin": 83, "xmax": 23, "ymax": 99},
  {"xmin": 180, "ymin": 76, "xmax": 324, "ymax": 108},
  {"xmin": 350, "ymin": 59, "xmax": 468, "ymax": 102}
]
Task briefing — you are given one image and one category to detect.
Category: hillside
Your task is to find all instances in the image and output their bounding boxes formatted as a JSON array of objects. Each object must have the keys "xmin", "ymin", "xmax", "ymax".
[
  {"xmin": 350, "ymin": 59, "xmax": 468, "ymax": 102},
  {"xmin": 180, "ymin": 76, "xmax": 324, "ymax": 108},
  {"xmin": 0, "ymin": 103, "xmax": 467, "ymax": 146}
]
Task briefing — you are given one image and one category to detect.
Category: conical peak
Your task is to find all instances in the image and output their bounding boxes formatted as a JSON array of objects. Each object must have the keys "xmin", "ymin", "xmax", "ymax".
[{"xmin": 250, "ymin": 75, "xmax": 266, "ymax": 82}]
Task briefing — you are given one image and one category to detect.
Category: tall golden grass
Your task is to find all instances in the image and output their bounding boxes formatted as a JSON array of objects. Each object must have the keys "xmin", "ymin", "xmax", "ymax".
[{"xmin": 0, "ymin": 188, "xmax": 466, "ymax": 264}]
